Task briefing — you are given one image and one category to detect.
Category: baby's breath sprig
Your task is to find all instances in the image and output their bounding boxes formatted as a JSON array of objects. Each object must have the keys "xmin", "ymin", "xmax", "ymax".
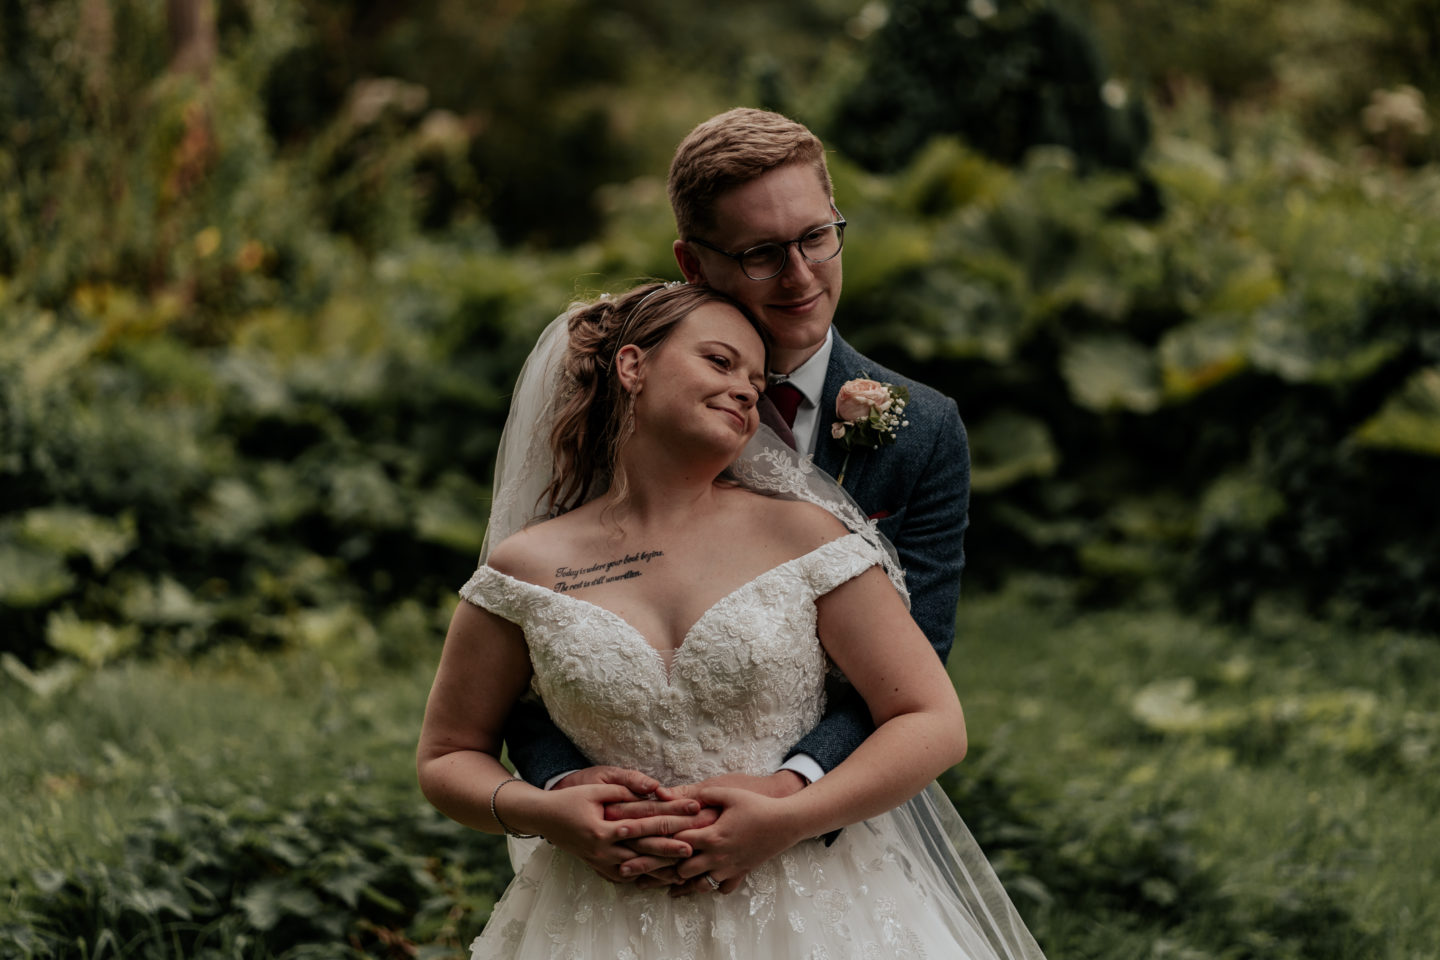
[{"xmin": 830, "ymin": 376, "xmax": 911, "ymax": 484}]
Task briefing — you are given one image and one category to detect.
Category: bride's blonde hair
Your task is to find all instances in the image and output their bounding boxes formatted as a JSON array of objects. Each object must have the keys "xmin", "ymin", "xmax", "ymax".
[{"xmin": 541, "ymin": 282, "xmax": 768, "ymax": 518}]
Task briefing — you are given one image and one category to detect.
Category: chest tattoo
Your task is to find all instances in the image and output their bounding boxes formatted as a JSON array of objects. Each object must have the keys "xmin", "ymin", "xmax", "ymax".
[{"xmin": 553, "ymin": 550, "xmax": 664, "ymax": 593}]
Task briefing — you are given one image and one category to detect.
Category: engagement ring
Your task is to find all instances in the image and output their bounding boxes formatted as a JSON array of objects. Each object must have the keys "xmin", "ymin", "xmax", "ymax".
[{"xmin": 704, "ymin": 874, "xmax": 721, "ymax": 891}]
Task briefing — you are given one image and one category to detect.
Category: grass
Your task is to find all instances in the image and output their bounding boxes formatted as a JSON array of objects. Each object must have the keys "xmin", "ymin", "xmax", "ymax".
[
  {"xmin": 951, "ymin": 579, "xmax": 1440, "ymax": 958},
  {"xmin": 2, "ymin": 585, "xmax": 1437, "ymax": 957},
  {"xmin": 1, "ymin": 649, "xmax": 433, "ymax": 883}
]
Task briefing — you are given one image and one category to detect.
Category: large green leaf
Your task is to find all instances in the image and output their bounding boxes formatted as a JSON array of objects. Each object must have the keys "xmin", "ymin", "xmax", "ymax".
[
  {"xmin": 16, "ymin": 507, "xmax": 136, "ymax": 573},
  {"xmin": 120, "ymin": 576, "xmax": 214, "ymax": 628},
  {"xmin": 1198, "ymin": 472, "xmax": 1286, "ymax": 533},
  {"xmin": 195, "ymin": 465, "xmax": 316, "ymax": 546},
  {"xmin": 889, "ymin": 137, "xmax": 1013, "ymax": 216},
  {"xmin": 1353, "ymin": 367, "xmax": 1440, "ymax": 457},
  {"xmin": 1148, "ymin": 136, "xmax": 1229, "ymax": 206},
  {"xmin": 1250, "ymin": 299, "xmax": 1403, "ymax": 385},
  {"xmin": 413, "ymin": 473, "xmax": 489, "ymax": 554},
  {"xmin": 1131, "ymin": 678, "xmax": 1206, "ymax": 734},
  {"xmin": 878, "ymin": 269, "xmax": 1026, "ymax": 364},
  {"xmin": 0, "ymin": 652, "xmax": 82, "ymax": 699},
  {"xmin": 969, "ymin": 411, "xmax": 1060, "ymax": 493},
  {"xmin": 324, "ymin": 461, "xmax": 408, "ymax": 529},
  {"xmin": 0, "ymin": 308, "xmax": 100, "ymax": 394},
  {"xmin": 0, "ymin": 542, "xmax": 75, "ymax": 607},
  {"xmin": 1203, "ymin": 253, "xmax": 1284, "ymax": 314},
  {"xmin": 1060, "ymin": 335, "xmax": 1162, "ymax": 414},
  {"xmin": 1158, "ymin": 313, "xmax": 1250, "ymax": 398},
  {"xmin": 235, "ymin": 877, "xmax": 324, "ymax": 932},
  {"xmin": 1078, "ymin": 539, "xmax": 1167, "ymax": 580},
  {"xmin": 843, "ymin": 220, "xmax": 936, "ymax": 301},
  {"xmin": 46, "ymin": 610, "xmax": 141, "ymax": 667},
  {"xmin": 284, "ymin": 604, "xmax": 380, "ymax": 662}
]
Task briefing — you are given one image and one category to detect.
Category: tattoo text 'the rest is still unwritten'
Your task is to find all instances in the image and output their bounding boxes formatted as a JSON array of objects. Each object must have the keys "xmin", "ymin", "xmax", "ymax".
[{"xmin": 553, "ymin": 550, "xmax": 664, "ymax": 592}]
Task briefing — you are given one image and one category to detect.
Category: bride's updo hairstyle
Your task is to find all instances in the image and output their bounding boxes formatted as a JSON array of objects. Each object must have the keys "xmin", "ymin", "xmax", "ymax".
[{"xmin": 542, "ymin": 282, "xmax": 769, "ymax": 517}]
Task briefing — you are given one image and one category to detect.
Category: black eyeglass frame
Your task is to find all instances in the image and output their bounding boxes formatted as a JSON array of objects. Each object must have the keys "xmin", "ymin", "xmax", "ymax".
[{"xmin": 687, "ymin": 207, "xmax": 847, "ymax": 281}]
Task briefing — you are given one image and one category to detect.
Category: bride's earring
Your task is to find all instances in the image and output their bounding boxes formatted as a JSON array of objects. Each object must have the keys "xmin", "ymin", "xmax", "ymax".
[{"xmin": 615, "ymin": 344, "xmax": 645, "ymax": 395}]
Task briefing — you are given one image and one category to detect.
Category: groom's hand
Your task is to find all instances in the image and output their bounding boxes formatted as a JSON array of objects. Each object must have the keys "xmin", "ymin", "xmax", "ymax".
[
  {"xmin": 680, "ymin": 770, "xmax": 809, "ymax": 800},
  {"xmin": 552, "ymin": 764, "xmax": 659, "ymax": 795}
]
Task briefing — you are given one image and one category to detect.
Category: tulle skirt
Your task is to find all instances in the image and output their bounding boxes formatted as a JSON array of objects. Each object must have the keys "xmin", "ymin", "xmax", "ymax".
[{"xmin": 470, "ymin": 784, "xmax": 1046, "ymax": 960}]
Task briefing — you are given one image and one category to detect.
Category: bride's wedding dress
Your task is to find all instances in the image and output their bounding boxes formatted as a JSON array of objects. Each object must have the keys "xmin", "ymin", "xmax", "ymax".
[{"xmin": 460, "ymin": 532, "xmax": 1046, "ymax": 960}]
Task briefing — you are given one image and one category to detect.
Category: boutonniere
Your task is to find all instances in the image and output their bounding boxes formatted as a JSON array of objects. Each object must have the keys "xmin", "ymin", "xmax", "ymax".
[{"xmin": 830, "ymin": 376, "xmax": 910, "ymax": 484}]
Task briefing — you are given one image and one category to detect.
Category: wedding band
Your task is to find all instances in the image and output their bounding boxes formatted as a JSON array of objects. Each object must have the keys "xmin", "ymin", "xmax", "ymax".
[{"xmin": 704, "ymin": 874, "xmax": 721, "ymax": 891}]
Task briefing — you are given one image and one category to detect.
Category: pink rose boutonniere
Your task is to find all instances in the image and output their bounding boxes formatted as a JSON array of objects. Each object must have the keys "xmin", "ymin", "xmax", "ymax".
[{"xmin": 831, "ymin": 376, "xmax": 910, "ymax": 484}]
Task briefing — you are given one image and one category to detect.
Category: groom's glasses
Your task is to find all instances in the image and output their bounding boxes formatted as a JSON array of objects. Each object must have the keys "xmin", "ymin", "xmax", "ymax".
[{"xmin": 689, "ymin": 208, "xmax": 847, "ymax": 281}]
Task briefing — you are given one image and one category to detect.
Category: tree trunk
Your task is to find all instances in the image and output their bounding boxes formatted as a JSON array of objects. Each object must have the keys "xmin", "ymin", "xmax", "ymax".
[
  {"xmin": 167, "ymin": 0, "xmax": 216, "ymax": 80},
  {"xmin": 78, "ymin": 0, "xmax": 114, "ymax": 104}
]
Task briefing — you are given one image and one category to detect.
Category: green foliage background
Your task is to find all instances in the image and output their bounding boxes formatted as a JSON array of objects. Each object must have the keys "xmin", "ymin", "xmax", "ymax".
[{"xmin": 2, "ymin": 0, "xmax": 1439, "ymax": 956}]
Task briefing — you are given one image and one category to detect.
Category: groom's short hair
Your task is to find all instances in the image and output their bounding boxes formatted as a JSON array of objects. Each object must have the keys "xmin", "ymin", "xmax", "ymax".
[{"xmin": 668, "ymin": 108, "xmax": 832, "ymax": 240}]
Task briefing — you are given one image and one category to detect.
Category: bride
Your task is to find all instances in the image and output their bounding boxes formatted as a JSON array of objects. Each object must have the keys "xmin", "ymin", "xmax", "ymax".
[{"xmin": 417, "ymin": 282, "xmax": 1046, "ymax": 959}]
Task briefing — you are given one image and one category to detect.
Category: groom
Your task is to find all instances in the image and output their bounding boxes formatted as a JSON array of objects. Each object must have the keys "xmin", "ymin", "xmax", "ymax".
[{"xmin": 505, "ymin": 108, "xmax": 970, "ymax": 886}]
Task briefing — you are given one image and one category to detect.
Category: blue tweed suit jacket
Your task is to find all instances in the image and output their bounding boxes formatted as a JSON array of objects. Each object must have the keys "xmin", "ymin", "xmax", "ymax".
[{"xmin": 504, "ymin": 331, "xmax": 970, "ymax": 783}]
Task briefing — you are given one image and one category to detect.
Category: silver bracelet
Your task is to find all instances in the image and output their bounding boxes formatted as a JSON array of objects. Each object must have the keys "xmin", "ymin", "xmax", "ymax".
[{"xmin": 489, "ymin": 775, "xmax": 539, "ymax": 839}]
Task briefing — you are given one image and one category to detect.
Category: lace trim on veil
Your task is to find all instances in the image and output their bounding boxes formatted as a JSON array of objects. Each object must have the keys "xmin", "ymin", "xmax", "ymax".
[{"xmin": 725, "ymin": 430, "xmax": 908, "ymax": 605}]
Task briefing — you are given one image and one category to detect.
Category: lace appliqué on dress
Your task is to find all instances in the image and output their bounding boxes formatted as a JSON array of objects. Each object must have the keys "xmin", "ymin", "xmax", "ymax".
[
  {"xmin": 462, "ymin": 535, "xmax": 880, "ymax": 785},
  {"xmin": 459, "ymin": 533, "xmax": 1044, "ymax": 960}
]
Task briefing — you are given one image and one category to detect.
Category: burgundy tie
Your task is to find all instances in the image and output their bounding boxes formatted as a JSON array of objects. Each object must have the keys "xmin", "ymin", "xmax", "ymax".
[
  {"xmin": 757, "ymin": 393, "xmax": 797, "ymax": 450},
  {"xmin": 768, "ymin": 381, "xmax": 803, "ymax": 429}
]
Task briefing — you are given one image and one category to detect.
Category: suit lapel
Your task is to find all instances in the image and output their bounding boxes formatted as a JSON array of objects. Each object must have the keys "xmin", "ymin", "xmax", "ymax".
[{"xmin": 814, "ymin": 334, "xmax": 870, "ymax": 493}]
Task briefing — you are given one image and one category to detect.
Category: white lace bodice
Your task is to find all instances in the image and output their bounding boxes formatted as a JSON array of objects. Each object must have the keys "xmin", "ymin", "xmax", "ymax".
[{"xmin": 459, "ymin": 533, "xmax": 882, "ymax": 785}]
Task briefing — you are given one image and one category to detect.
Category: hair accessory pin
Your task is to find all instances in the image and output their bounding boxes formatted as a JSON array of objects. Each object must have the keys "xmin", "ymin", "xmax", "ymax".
[{"xmin": 633, "ymin": 279, "xmax": 686, "ymax": 314}]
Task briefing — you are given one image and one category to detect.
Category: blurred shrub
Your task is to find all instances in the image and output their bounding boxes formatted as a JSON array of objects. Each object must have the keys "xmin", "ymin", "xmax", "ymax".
[
  {"xmin": 941, "ymin": 741, "xmax": 1376, "ymax": 958},
  {"xmin": 0, "ymin": 239, "xmax": 589, "ymax": 667},
  {"xmin": 0, "ymin": 0, "xmax": 650, "ymax": 669},
  {"xmin": 1132, "ymin": 676, "xmax": 1440, "ymax": 779},
  {"xmin": 1087, "ymin": 0, "xmax": 1440, "ymax": 164},
  {"xmin": 4, "ymin": 0, "xmax": 1440, "ymax": 675},
  {"xmin": 829, "ymin": 0, "xmax": 1150, "ymax": 175},
  {"xmin": 246, "ymin": 0, "xmax": 862, "ymax": 248},
  {"xmin": 0, "ymin": 786, "xmax": 510, "ymax": 959},
  {"xmin": 833, "ymin": 125, "xmax": 1440, "ymax": 632}
]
